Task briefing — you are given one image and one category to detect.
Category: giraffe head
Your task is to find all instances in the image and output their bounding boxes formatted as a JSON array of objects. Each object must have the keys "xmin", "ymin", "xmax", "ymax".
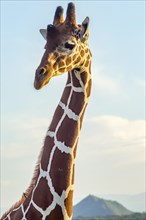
[{"xmin": 34, "ymin": 2, "xmax": 91, "ymax": 90}]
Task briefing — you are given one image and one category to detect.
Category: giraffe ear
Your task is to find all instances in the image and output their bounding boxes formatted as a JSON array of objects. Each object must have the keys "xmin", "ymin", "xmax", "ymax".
[
  {"xmin": 40, "ymin": 29, "xmax": 47, "ymax": 40},
  {"xmin": 80, "ymin": 17, "xmax": 89, "ymax": 42}
]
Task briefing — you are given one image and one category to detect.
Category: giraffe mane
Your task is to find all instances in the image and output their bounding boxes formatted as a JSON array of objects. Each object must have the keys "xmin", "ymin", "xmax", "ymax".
[
  {"xmin": 1, "ymin": 145, "xmax": 44, "ymax": 219},
  {"xmin": 24, "ymin": 144, "xmax": 44, "ymax": 197}
]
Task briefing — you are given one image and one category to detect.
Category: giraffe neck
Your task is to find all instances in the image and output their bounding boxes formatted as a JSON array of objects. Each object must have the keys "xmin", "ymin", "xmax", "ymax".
[
  {"xmin": 35, "ymin": 67, "xmax": 91, "ymax": 219},
  {"xmin": 1, "ymin": 66, "xmax": 92, "ymax": 220}
]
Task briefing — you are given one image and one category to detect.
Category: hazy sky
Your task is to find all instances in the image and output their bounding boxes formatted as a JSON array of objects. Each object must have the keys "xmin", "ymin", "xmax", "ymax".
[{"xmin": 1, "ymin": 0, "xmax": 145, "ymax": 215}]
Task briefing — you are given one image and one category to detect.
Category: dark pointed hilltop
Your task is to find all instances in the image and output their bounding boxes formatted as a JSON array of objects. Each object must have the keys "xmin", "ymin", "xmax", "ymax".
[{"xmin": 73, "ymin": 194, "xmax": 133, "ymax": 218}]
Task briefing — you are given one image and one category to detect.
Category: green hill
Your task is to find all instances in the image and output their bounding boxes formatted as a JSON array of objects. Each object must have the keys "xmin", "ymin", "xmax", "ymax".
[
  {"xmin": 73, "ymin": 195, "xmax": 133, "ymax": 218},
  {"xmin": 73, "ymin": 212, "xmax": 146, "ymax": 220}
]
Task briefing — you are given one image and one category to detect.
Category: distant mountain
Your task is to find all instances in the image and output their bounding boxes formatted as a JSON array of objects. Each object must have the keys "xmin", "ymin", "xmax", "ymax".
[
  {"xmin": 101, "ymin": 192, "xmax": 146, "ymax": 212},
  {"xmin": 73, "ymin": 195, "xmax": 133, "ymax": 218},
  {"xmin": 73, "ymin": 213, "xmax": 146, "ymax": 220}
]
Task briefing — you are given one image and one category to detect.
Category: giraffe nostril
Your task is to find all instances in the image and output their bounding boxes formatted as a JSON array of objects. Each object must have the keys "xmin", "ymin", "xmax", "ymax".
[{"xmin": 38, "ymin": 67, "xmax": 46, "ymax": 76}]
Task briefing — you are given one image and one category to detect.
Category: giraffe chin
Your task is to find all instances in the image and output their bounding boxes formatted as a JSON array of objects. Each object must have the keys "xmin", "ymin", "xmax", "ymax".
[{"xmin": 34, "ymin": 78, "xmax": 50, "ymax": 90}]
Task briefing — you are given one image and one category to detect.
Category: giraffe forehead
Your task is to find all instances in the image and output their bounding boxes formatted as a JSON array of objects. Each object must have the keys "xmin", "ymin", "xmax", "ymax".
[{"xmin": 46, "ymin": 23, "xmax": 80, "ymax": 46}]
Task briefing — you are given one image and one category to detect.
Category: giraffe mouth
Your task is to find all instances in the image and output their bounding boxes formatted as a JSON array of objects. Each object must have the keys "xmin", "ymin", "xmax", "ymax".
[
  {"xmin": 34, "ymin": 78, "xmax": 51, "ymax": 90},
  {"xmin": 34, "ymin": 69, "xmax": 52, "ymax": 90},
  {"xmin": 34, "ymin": 75, "xmax": 52, "ymax": 89}
]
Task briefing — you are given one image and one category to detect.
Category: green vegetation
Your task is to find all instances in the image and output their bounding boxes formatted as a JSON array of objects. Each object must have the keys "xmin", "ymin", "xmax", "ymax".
[{"xmin": 73, "ymin": 212, "xmax": 146, "ymax": 220}]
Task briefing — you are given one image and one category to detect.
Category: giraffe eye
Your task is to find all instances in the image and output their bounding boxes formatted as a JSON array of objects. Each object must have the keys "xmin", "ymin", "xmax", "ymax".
[{"xmin": 64, "ymin": 42, "xmax": 75, "ymax": 50}]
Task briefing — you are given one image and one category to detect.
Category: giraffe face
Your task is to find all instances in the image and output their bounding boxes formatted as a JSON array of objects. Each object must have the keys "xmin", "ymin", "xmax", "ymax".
[{"xmin": 34, "ymin": 3, "xmax": 90, "ymax": 90}]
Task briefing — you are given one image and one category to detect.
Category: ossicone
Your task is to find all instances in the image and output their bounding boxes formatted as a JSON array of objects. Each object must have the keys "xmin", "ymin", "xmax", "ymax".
[
  {"xmin": 65, "ymin": 2, "xmax": 76, "ymax": 26},
  {"xmin": 53, "ymin": 6, "xmax": 64, "ymax": 26}
]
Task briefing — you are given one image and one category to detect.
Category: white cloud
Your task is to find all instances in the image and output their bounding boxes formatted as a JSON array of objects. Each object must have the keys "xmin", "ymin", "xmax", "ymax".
[
  {"xmin": 74, "ymin": 115, "xmax": 145, "ymax": 201},
  {"xmin": 80, "ymin": 115, "xmax": 145, "ymax": 162},
  {"xmin": 1, "ymin": 116, "xmax": 50, "ymax": 163}
]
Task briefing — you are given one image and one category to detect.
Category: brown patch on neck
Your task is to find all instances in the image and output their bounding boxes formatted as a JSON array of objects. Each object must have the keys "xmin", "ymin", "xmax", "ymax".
[
  {"xmin": 64, "ymin": 190, "xmax": 73, "ymax": 217},
  {"xmin": 50, "ymin": 148, "xmax": 72, "ymax": 196},
  {"xmin": 9, "ymin": 207, "xmax": 23, "ymax": 219},
  {"xmin": 25, "ymin": 204, "xmax": 43, "ymax": 220},
  {"xmin": 61, "ymin": 86, "xmax": 72, "ymax": 106},
  {"xmin": 86, "ymin": 78, "xmax": 92, "ymax": 98},
  {"xmin": 80, "ymin": 71, "xmax": 88, "ymax": 85},
  {"xmin": 57, "ymin": 115, "xmax": 78, "ymax": 147},
  {"xmin": 71, "ymin": 164, "xmax": 75, "ymax": 184},
  {"xmin": 46, "ymin": 205, "xmax": 64, "ymax": 220},
  {"xmin": 41, "ymin": 136, "xmax": 55, "ymax": 171},
  {"xmin": 49, "ymin": 105, "xmax": 64, "ymax": 131},
  {"xmin": 69, "ymin": 91, "xmax": 85, "ymax": 115},
  {"xmin": 79, "ymin": 107, "xmax": 86, "ymax": 129},
  {"xmin": 72, "ymin": 70, "xmax": 82, "ymax": 87},
  {"xmin": 33, "ymin": 177, "xmax": 54, "ymax": 211}
]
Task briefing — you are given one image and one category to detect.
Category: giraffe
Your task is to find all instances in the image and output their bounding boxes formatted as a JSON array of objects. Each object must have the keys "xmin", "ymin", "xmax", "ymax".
[{"xmin": 1, "ymin": 2, "xmax": 92, "ymax": 220}]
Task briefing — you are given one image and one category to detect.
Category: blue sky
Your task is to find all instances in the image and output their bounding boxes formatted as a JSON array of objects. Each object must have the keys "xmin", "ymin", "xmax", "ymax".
[{"xmin": 1, "ymin": 0, "xmax": 145, "ymax": 214}]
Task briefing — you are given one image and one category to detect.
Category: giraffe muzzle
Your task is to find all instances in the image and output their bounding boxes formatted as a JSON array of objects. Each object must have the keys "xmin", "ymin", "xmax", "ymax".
[{"xmin": 34, "ymin": 67, "xmax": 52, "ymax": 90}]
